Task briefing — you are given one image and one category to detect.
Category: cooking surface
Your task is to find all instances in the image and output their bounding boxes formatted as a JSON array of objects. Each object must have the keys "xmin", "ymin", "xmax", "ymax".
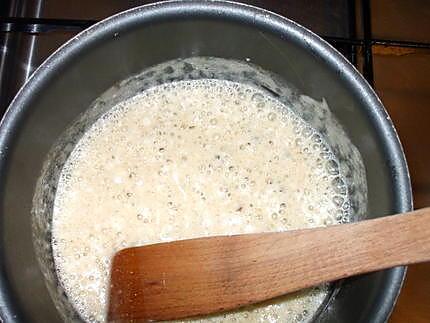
[{"xmin": 0, "ymin": 0, "xmax": 429, "ymax": 322}]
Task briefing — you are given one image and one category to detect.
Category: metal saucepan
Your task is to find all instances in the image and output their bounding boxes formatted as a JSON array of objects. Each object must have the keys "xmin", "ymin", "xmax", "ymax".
[{"xmin": 0, "ymin": 1, "xmax": 411, "ymax": 322}]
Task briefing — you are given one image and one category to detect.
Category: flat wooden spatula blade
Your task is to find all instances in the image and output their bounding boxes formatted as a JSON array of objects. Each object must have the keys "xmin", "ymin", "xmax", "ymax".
[{"xmin": 108, "ymin": 234, "xmax": 288, "ymax": 321}]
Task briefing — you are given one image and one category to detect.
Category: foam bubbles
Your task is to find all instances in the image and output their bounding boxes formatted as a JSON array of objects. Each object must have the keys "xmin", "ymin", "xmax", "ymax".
[{"xmin": 52, "ymin": 79, "xmax": 350, "ymax": 323}]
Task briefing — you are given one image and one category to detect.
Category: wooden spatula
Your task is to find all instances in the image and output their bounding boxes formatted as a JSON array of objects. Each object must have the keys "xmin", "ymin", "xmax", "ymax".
[{"xmin": 108, "ymin": 207, "xmax": 430, "ymax": 322}]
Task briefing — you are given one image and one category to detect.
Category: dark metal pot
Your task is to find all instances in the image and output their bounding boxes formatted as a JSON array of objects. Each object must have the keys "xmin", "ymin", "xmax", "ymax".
[{"xmin": 0, "ymin": 1, "xmax": 412, "ymax": 322}]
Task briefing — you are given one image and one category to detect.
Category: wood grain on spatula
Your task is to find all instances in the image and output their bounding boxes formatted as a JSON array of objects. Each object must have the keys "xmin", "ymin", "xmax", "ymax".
[{"xmin": 108, "ymin": 208, "xmax": 430, "ymax": 322}]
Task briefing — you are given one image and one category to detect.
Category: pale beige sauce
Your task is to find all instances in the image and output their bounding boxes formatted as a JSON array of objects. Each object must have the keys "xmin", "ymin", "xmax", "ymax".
[{"xmin": 52, "ymin": 79, "xmax": 348, "ymax": 322}]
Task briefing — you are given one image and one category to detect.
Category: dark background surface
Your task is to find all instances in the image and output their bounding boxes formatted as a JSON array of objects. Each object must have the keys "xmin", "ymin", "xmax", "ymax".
[{"xmin": 0, "ymin": 1, "xmax": 429, "ymax": 322}]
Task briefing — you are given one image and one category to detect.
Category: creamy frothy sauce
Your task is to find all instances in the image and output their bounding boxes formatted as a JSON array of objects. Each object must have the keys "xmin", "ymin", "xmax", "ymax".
[{"xmin": 52, "ymin": 79, "xmax": 349, "ymax": 322}]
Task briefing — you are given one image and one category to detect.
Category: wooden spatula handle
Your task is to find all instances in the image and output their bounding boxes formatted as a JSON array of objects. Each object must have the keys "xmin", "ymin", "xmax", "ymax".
[{"xmin": 108, "ymin": 208, "xmax": 430, "ymax": 321}]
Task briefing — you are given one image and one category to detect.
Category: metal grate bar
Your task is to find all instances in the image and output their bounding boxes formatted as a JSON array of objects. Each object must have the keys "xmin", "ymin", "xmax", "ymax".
[
  {"xmin": 0, "ymin": 17, "xmax": 95, "ymax": 32},
  {"xmin": 361, "ymin": 0, "xmax": 374, "ymax": 86},
  {"xmin": 1, "ymin": 17, "xmax": 430, "ymax": 50},
  {"xmin": 347, "ymin": 0, "xmax": 357, "ymax": 66}
]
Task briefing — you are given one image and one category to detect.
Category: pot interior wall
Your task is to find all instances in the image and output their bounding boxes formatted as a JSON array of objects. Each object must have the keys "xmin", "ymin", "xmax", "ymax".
[{"xmin": 0, "ymin": 7, "xmax": 410, "ymax": 323}]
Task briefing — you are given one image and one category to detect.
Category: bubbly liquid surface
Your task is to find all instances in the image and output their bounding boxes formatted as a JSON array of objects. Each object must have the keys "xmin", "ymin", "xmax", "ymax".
[{"xmin": 52, "ymin": 79, "xmax": 349, "ymax": 322}]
